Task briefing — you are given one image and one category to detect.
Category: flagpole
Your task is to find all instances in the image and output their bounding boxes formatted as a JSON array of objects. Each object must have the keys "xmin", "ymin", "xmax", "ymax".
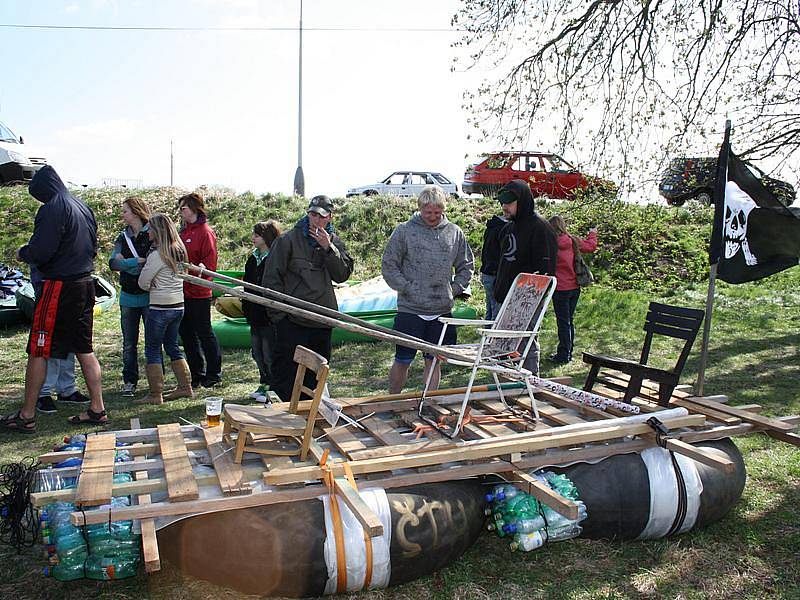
[{"xmin": 695, "ymin": 119, "xmax": 731, "ymax": 396}]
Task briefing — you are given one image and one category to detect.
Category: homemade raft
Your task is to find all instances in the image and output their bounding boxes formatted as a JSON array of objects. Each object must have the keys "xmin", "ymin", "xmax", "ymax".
[{"xmin": 28, "ymin": 266, "xmax": 800, "ymax": 596}]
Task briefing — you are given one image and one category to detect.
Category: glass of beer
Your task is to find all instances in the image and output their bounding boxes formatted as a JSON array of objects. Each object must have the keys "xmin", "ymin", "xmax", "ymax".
[{"xmin": 205, "ymin": 397, "xmax": 223, "ymax": 427}]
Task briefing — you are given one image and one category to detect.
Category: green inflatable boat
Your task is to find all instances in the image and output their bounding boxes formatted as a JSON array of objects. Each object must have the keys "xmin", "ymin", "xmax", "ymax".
[{"xmin": 210, "ymin": 274, "xmax": 478, "ymax": 348}]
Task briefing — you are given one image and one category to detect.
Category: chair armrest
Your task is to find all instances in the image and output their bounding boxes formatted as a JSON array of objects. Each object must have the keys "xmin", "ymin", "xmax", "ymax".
[
  {"xmin": 439, "ymin": 317, "xmax": 493, "ymax": 326},
  {"xmin": 478, "ymin": 328, "xmax": 534, "ymax": 338}
]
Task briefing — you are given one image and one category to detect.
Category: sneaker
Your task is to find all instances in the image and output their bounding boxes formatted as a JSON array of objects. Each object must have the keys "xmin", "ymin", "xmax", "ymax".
[
  {"xmin": 36, "ymin": 396, "xmax": 58, "ymax": 414},
  {"xmin": 266, "ymin": 391, "xmax": 281, "ymax": 404},
  {"xmin": 548, "ymin": 354, "xmax": 570, "ymax": 365},
  {"xmin": 249, "ymin": 385, "xmax": 267, "ymax": 400},
  {"xmin": 121, "ymin": 382, "xmax": 136, "ymax": 397},
  {"xmin": 57, "ymin": 390, "xmax": 91, "ymax": 404}
]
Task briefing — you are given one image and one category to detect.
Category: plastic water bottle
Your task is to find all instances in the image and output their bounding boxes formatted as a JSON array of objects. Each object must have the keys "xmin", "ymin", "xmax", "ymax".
[
  {"xmin": 502, "ymin": 515, "xmax": 546, "ymax": 534},
  {"xmin": 509, "ymin": 531, "xmax": 544, "ymax": 552},
  {"xmin": 544, "ymin": 524, "xmax": 582, "ymax": 542},
  {"xmin": 84, "ymin": 554, "xmax": 139, "ymax": 580},
  {"xmin": 485, "ymin": 484, "xmax": 520, "ymax": 504},
  {"xmin": 43, "ymin": 561, "xmax": 85, "ymax": 581}
]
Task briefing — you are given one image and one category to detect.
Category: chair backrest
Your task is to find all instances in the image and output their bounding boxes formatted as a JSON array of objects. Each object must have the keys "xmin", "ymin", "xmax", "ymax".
[
  {"xmin": 288, "ymin": 345, "xmax": 330, "ymax": 460},
  {"xmin": 486, "ymin": 273, "xmax": 557, "ymax": 357},
  {"xmin": 640, "ymin": 302, "xmax": 705, "ymax": 375}
]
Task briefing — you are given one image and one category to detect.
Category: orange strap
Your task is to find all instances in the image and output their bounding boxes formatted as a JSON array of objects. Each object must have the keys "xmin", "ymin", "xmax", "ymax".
[
  {"xmin": 343, "ymin": 462, "xmax": 374, "ymax": 590},
  {"xmin": 321, "ymin": 460, "xmax": 347, "ymax": 593}
]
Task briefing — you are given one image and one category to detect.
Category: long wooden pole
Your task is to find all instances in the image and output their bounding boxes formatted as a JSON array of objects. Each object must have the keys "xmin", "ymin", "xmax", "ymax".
[
  {"xmin": 180, "ymin": 271, "xmax": 468, "ymax": 362},
  {"xmin": 184, "ymin": 263, "xmax": 423, "ymax": 345},
  {"xmin": 695, "ymin": 262, "xmax": 717, "ymax": 396}
]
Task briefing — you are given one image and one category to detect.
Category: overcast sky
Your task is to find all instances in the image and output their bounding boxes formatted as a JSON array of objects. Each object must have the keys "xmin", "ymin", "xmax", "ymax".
[{"xmin": 0, "ymin": 0, "xmax": 492, "ymax": 197}]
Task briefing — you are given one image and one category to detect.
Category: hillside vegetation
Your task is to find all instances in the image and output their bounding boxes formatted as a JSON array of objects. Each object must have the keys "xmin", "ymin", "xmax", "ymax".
[{"xmin": 0, "ymin": 185, "xmax": 711, "ymax": 291}]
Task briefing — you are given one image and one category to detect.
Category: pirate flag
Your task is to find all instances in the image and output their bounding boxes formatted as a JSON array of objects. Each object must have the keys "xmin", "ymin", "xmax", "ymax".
[{"xmin": 710, "ymin": 150, "xmax": 800, "ymax": 284}]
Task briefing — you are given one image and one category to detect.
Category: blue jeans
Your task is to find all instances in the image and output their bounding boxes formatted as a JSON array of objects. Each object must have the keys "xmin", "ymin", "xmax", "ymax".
[
  {"xmin": 481, "ymin": 273, "xmax": 500, "ymax": 320},
  {"xmin": 250, "ymin": 324, "xmax": 275, "ymax": 386},
  {"xmin": 121, "ymin": 305, "xmax": 149, "ymax": 384},
  {"xmin": 40, "ymin": 354, "xmax": 77, "ymax": 396},
  {"xmin": 552, "ymin": 288, "xmax": 581, "ymax": 361},
  {"xmin": 144, "ymin": 308, "xmax": 184, "ymax": 365}
]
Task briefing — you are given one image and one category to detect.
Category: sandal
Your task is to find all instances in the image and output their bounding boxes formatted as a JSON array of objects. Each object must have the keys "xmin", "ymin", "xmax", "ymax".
[
  {"xmin": 68, "ymin": 407, "xmax": 110, "ymax": 426},
  {"xmin": 0, "ymin": 410, "xmax": 37, "ymax": 435}
]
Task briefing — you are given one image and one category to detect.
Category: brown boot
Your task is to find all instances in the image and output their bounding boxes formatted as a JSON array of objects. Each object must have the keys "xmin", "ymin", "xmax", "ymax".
[
  {"xmin": 135, "ymin": 364, "xmax": 164, "ymax": 405},
  {"xmin": 163, "ymin": 359, "xmax": 194, "ymax": 401}
]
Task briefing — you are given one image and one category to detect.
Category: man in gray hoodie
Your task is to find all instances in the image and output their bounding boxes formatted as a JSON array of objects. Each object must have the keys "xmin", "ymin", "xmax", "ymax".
[{"xmin": 382, "ymin": 185, "xmax": 474, "ymax": 393}]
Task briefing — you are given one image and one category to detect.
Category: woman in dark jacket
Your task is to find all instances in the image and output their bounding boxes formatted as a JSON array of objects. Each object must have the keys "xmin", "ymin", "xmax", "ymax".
[
  {"xmin": 109, "ymin": 196, "xmax": 152, "ymax": 397},
  {"xmin": 177, "ymin": 193, "xmax": 222, "ymax": 388},
  {"xmin": 243, "ymin": 220, "xmax": 281, "ymax": 402}
]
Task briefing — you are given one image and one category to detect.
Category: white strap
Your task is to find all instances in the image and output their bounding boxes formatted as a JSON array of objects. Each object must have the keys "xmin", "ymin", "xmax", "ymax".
[{"xmin": 123, "ymin": 230, "xmax": 140, "ymax": 259}]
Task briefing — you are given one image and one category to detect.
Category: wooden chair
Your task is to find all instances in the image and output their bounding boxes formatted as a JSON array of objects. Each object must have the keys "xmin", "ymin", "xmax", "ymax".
[
  {"xmin": 223, "ymin": 346, "xmax": 330, "ymax": 463},
  {"xmin": 582, "ymin": 302, "xmax": 705, "ymax": 406},
  {"xmin": 419, "ymin": 273, "xmax": 557, "ymax": 438}
]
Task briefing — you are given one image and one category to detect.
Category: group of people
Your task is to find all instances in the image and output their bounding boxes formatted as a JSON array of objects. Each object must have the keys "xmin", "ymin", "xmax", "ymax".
[{"xmin": 0, "ymin": 165, "xmax": 597, "ymax": 436}]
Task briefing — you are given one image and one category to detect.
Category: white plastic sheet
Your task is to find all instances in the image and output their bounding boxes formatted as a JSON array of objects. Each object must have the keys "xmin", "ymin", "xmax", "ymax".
[{"xmin": 321, "ymin": 487, "xmax": 392, "ymax": 594}]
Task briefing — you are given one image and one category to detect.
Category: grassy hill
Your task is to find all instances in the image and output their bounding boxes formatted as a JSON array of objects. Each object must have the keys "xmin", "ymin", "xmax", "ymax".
[
  {"xmin": 0, "ymin": 185, "xmax": 711, "ymax": 292},
  {"xmin": 0, "ymin": 185, "xmax": 798, "ymax": 599}
]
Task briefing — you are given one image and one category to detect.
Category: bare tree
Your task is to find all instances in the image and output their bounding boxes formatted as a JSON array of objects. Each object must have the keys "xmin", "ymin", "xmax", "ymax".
[{"xmin": 453, "ymin": 0, "xmax": 800, "ymax": 191}]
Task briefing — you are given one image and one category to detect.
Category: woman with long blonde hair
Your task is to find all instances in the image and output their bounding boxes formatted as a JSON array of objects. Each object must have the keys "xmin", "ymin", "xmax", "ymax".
[
  {"xmin": 547, "ymin": 215, "xmax": 598, "ymax": 365},
  {"xmin": 136, "ymin": 213, "xmax": 192, "ymax": 404},
  {"xmin": 109, "ymin": 196, "xmax": 152, "ymax": 397}
]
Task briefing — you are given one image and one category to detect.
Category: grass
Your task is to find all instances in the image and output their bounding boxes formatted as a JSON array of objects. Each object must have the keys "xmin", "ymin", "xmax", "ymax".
[{"xmin": 0, "ymin": 187, "xmax": 799, "ymax": 598}]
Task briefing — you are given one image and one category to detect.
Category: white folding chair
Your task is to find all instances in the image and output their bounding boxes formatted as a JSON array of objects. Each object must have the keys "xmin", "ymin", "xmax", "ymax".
[{"xmin": 418, "ymin": 273, "xmax": 557, "ymax": 438}]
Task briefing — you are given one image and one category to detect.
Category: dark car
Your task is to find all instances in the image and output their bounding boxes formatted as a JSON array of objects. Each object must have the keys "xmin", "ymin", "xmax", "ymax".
[
  {"xmin": 659, "ymin": 157, "xmax": 796, "ymax": 206},
  {"xmin": 463, "ymin": 151, "xmax": 614, "ymax": 199}
]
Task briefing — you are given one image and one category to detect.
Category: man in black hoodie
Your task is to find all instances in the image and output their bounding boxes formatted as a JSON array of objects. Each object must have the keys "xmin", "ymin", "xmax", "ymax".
[
  {"xmin": 492, "ymin": 179, "xmax": 558, "ymax": 376},
  {"xmin": 1, "ymin": 166, "xmax": 108, "ymax": 434}
]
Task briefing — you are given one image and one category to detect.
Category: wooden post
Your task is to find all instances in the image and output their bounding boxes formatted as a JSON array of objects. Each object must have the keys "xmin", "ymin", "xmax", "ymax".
[{"xmin": 695, "ymin": 262, "xmax": 717, "ymax": 396}]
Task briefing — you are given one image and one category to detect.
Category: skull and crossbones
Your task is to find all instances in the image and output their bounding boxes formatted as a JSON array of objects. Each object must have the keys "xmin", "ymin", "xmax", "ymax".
[{"xmin": 723, "ymin": 181, "xmax": 758, "ymax": 266}]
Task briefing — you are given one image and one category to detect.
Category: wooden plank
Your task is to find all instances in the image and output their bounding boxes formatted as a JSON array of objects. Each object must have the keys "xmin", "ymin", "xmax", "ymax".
[
  {"xmin": 673, "ymin": 396, "xmax": 796, "ymax": 432},
  {"xmin": 157, "ymin": 424, "xmax": 199, "ymax": 502},
  {"xmin": 130, "ymin": 418, "xmax": 160, "ymax": 573},
  {"xmin": 203, "ymin": 428, "xmax": 253, "ymax": 495},
  {"xmin": 324, "ymin": 424, "xmax": 368, "ymax": 457},
  {"xmin": 765, "ymin": 429, "xmax": 800, "ymax": 447},
  {"xmin": 75, "ymin": 433, "xmax": 117, "ymax": 507},
  {"xmin": 532, "ymin": 402, "xmax": 586, "ymax": 426},
  {"xmin": 360, "ymin": 415, "xmax": 410, "ymax": 446},
  {"xmin": 670, "ymin": 397, "xmax": 742, "ymax": 425},
  {"xmin": 508, "ymin": 470, "xmax": 580, "ymax": 520},
  {"xmin": 333, "ymin": 477, "xmax": 384, "ymax": 537},
  {"xmin": 38, "ymin": 437, "xmax": 208, "ymax": 464},
  {"xmin": 264, "ymin": 414, "xmax": 706, "ymax": 485},
  {"xmin": 641, "ymin": 436, "xmax": 736, "ymax": 473}
]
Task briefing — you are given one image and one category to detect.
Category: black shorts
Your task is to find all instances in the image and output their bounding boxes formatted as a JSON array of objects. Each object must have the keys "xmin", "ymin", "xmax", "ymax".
[
  {"xmin": 393, "ymin": 312, "xmax": 456, "ymax": 363},
  {"xmin": 27, "ymin": 278, "xmax": 95, "ymax": 359}
]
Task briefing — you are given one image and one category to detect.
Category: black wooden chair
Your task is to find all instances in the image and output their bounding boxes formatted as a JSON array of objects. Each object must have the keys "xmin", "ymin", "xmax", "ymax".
[{"xmin": 582, "ymin": 302, "xmax": 705, "ymax": 406}]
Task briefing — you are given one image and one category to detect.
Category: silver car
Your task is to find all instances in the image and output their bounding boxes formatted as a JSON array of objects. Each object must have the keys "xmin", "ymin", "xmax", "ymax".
[{"xmin": 346, "ymin": 171, "xmax": 460, "ymax": 198}]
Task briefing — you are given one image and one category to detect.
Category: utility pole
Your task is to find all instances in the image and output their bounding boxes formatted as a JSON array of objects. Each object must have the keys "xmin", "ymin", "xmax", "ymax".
[
  {"xmin": 293, "ymin": 0, "xmax": 305, "ymax": 197},
  {"xmin": 170, "ymin": 139, "xmax": 174, "ymax": 187}
]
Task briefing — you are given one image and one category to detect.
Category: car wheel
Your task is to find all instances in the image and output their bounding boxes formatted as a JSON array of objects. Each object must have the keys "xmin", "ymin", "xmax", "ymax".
[
  {"xmin": 364, "ymin": 190, "xmax": 379, "ymax": 197},
  {"xmin": 695, "ymin": 191, "xmax": 712, "ymax": 205}
]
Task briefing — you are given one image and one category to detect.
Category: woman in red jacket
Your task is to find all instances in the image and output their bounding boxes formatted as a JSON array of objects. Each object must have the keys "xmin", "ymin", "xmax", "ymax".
[
  {"xmin": 177, "ymin": 193, "xmax": 222, "ymax": 387},
  {"xmin": 548, "ymin": 215, "xmax": 597, "ymax": 364}
]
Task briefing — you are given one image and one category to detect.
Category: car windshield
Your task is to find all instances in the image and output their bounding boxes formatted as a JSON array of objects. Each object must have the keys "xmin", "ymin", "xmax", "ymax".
[
  {"xmin": 0, "ymin": 122, "xmax": 19, "ymax": 143},
  {"xmin": 548, "ymin": 155, "xmax": 576, "ymax": 171}
]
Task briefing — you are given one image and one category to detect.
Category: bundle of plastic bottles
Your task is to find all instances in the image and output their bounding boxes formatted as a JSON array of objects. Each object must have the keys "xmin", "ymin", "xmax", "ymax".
[
  {"xmin": 38, "ymin": 435, "xmax": 142, "ymax": 581},
  {"xmin": 485, "ymin": 471, "xmax": 587, "ymax": 552}
]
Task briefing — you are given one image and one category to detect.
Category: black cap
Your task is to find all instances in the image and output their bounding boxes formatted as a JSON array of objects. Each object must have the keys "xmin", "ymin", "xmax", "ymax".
[{"xmin": 307, "ymin": 195, "xmax": 334, "ymax": 217}]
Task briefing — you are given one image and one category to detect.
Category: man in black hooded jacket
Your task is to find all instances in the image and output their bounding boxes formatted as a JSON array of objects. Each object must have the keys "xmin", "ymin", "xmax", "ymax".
[
  {"xmin": 492, "ymin": 179, "xmax": 558, "ymax": 375},
  {"xmin": 0, "ymin": 166, "xmax": 108, "ymax": 433}
]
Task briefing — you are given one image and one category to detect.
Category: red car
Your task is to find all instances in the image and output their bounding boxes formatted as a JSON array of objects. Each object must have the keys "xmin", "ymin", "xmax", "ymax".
[{"xmin": 463, "ymin": 151, "xmax": 611, "ymax": 198}]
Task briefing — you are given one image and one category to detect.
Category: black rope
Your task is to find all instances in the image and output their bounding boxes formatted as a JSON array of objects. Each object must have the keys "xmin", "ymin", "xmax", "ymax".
[
  {"xmin": 0, "ymin": 458, "xmax": 42, "ymax": 552},
  {"xmin": 666, "ymin": 452, "xmax": 689, "ymax": 537}
]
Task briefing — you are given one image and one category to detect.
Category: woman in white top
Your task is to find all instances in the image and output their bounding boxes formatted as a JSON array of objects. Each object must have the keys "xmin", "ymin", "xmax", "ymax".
[{"xmin": 136, "ymin": 213, "xmax": 190, "ymax": 404}]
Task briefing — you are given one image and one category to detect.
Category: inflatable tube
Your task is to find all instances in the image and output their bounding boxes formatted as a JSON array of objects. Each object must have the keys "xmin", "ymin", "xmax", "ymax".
[
  {"xmin": 156, "ymin": 480, "xmax": 486, "ymax": 597},
  {"xmin": 555, "ymin": 438, "xmax": 746, "ymax": 540}
]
